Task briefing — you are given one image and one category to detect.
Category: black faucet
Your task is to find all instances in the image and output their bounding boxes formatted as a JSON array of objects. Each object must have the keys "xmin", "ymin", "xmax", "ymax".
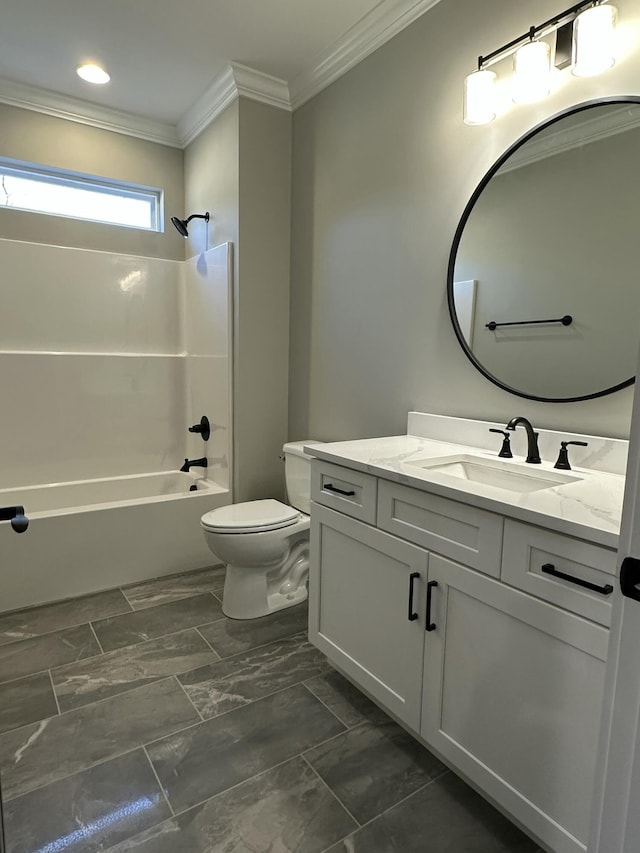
[
  {"xmin": 0, "ymin": 505, "xmax": 29, "ymax": 533},
  {"xmin": 505, "ymin": 417, "xmax": 541, "ymax": 464},
  {"xmin": 180, "ymin": 457, "xmax": 208, "ymax": 473}
]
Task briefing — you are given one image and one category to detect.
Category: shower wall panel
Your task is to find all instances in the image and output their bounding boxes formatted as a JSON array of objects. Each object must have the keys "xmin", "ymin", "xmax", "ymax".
[
  {"xmin": 182, "ymin": 243, "xmax": 233, "ymax": 492},
  {"xmin": 0, "ymin": 238, "xmax": 232, "ymax": 491}
]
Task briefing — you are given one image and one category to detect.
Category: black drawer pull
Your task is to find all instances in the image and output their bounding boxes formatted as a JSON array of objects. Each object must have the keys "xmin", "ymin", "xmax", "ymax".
[
  {"xmin": 541, "ymin": 563, "xmax": 613, "ymax": 596},
  {"xmin": 408, "ymin": 572, "xmax": 420, "ymax": 621},
  {"xmin": 425, "ymin": 581, "xmax": 438, "ymax": 631},
  {"xmin": 324, "ymin": 483, "xmax": 356, "ymax": 497}
]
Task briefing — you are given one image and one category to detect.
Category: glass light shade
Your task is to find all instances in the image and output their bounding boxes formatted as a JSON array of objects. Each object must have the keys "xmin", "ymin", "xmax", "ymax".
[
  {"xmin": 572, "ymin": 4, "xmax": 617, "ymax": 77},
  {"xmin": 512, "ymin": 40, "xmax": 551, "ymax": 103},
  {"xmin": 77, "ymin": 64, "xmax": 110, "ymax": 85},
  {"xmin": 463, "ymin": 69, "xmax": 497, "ymax": 125}
]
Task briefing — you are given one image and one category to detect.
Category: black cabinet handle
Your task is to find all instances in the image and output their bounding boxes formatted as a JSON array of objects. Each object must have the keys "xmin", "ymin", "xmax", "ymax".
[
  {"xmin": 425, "ymin": 581, "xmax": 438, "ymax": 631},
  {"xmin": 324, "ymin": 483, "xmax": 356, "ymax": 497},
  {"xmin": 408, "ymin": 572, "xmax": 420, "ymax": 621},
  {"xmin": 541, "ymin": 563, "xmax": 613, "ymax": 596}
]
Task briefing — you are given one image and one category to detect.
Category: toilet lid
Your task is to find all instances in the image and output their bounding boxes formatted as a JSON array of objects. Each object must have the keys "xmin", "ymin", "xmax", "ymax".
[{"xmin": 201, "ymin": 499, "xmax": 301, "ymax": 534}]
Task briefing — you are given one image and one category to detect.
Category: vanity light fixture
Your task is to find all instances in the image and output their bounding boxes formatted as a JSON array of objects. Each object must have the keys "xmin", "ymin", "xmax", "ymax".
[
  {"xmin": 572, "ymin": 3, "xmax": 617, "ymax": 76},
  {"xmin": 463, "ymin": 1, "xmax": 617, "ymax": 125},
  {"xmin": 463, "ymin": 67, "xmax": 497, "ymax": 125},
  {"xmin": 512, "ymin": 31, "xmax": 551, "ymax": 104}
]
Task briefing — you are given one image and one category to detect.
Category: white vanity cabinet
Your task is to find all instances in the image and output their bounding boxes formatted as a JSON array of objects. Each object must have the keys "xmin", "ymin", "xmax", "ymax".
[
  {"xmin": 310, "ymin": 502, "xmax": 427, "ymax": 729},
  {"xmin": 422, "ymin": 555, "xmax": 608, "ymax": 853},
  {"xmin": 308, "ymin": 458, "xmax": 616, "ymax": 853}
]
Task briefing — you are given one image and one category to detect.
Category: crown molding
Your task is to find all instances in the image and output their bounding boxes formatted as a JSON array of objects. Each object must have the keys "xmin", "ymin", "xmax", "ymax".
[
  {"xmin": 0, "ymin": 77, "xmax": 181, "ymax": 148},
  {"xmin": 0, "ymin": 0, "xmax": 445, "ymax": 147},
  {"xmin": 289, "ymin": 0, "xmax": 443, "ymax": 108},
  {"xmin": 231, "ymin": 63, "xmax": 291, "ymax": 110},
  {"xmin": 177, "ymin": 63, "xmax": 291, "ymax": 147},
  {"xmin": 499, "ymin": 105, "xmax": 640, "ymax": 174}
]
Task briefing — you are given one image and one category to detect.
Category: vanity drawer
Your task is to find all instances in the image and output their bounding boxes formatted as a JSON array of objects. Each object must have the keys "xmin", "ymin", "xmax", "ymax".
[
  {"xmin": 311, "ymin": 460, "xmax": 377, "ymax": 524},
  {"xmin": 377, "ymin": 479, "xmax": 503, "ymax": 577},
  {"xmin": 501, "ymin": 520, "xmax": 616, "ymax": 626}
]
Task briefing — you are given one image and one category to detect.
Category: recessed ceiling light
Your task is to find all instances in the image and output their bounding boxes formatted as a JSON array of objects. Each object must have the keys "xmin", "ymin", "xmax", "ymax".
[{"xmin": 76, "ymin": 64, "xmax": 110, "ymax": 85}]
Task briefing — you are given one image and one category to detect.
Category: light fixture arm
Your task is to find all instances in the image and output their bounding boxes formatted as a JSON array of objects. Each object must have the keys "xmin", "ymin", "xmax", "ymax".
[{"xmin": 477, "ymin": 0, "xmax": 600, "ymax": 70}]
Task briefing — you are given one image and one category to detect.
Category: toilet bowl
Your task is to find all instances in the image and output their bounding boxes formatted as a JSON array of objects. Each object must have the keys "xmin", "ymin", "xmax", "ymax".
[{"xmin": 200, "ymin": 441, "xmax": 321, "ymax": 619}]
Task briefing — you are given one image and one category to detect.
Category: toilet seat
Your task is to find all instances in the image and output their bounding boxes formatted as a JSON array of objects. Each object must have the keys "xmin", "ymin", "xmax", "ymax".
[{"xmin": 201, "ymin": 499, "xmax": 301, "ymax": 534}]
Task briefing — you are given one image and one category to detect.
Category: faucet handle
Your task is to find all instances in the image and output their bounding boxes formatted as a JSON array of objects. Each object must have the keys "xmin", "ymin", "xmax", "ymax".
[
  {"xmin": 188, "ymin": 416, "xmax": 210, "ymax": 442},
  {"xmin": 489, "ymin": 428, "xmax": 513, "ymax": 458},
  {"xmin": 554, "ymin": 440, "xmax": 588, "ymax": 471}
]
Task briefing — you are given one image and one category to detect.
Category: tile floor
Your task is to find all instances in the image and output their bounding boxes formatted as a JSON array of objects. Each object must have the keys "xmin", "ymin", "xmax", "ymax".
[{"xmin": 0, "ymin": 567, "xmax": 545, "ymax": 852}]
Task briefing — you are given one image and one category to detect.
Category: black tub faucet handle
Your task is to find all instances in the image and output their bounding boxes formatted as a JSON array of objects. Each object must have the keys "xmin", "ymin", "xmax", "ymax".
[
  {"xmin": 554, "ymin": 440, "xmax": 588, "ymax": 471},
  {"xmin": 188, "ymin": 416, "xmax": 210, "ymax": 442},
  {"xmin": 489, "ymin": 428, "xmax": 513, "ymax": 458}
]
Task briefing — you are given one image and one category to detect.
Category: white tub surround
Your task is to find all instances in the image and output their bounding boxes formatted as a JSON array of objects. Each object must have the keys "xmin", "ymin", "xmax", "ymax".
[
  {"xmin": 306, "ymin": 412, "xmax": 626, "ymax": 549},
  {"xmin": 307, "ymin": 413, "xmax": 625, "ymax": 853},
  {"xmin": 1, "ymin": 474, "xmax": 227, "ymax": 613},
  {"xmin": 0, "ymin": 239, "xmax": 233, "ymax": 613}
]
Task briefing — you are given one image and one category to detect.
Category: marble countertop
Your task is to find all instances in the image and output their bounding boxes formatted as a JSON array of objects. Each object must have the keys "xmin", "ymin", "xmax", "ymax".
[{"xmin": 306, "ymin": 434, "xmax": 625, "ymax": 550}]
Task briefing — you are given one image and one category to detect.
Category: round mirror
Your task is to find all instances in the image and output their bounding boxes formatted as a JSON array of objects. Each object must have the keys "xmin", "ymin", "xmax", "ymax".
[{"xmin": 448, "ymin": 98, "xmax": 640, "ymax": 402}]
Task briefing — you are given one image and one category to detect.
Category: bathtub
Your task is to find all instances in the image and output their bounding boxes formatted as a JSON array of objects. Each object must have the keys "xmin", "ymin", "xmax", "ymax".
[{"xmin": 0, "ymin": 471, "xmax": 229, "ymax": 614}]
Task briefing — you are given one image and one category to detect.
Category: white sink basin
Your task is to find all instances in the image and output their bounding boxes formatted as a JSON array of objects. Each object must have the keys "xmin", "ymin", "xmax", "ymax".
[{"xmin": 405, "ymin": 454, "xmax": 581, "ymax": 493}]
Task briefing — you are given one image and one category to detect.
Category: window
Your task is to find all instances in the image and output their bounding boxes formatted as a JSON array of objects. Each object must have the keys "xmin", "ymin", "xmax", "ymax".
[{"xmin": 0, "ymin": 159, "xmax": 162, "ymax": 231}]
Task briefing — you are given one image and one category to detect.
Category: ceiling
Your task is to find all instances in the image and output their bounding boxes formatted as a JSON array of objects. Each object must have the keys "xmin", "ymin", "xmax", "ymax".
[{"xmin": 0, "ymin": 0, "xmax": 439, "ymax": 146}]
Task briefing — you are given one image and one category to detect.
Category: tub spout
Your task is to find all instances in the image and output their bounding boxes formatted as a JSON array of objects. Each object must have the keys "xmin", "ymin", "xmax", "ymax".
[
  {"xmin": 0, "ymin": 505, "xmax": 29, "ymax": 533},
  {"xmin": 180, "ymin": 457, "xmax": 208, "ymax": 473}
]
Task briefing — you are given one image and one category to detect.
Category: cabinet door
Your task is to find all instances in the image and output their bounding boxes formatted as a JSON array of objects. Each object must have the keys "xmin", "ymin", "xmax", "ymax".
[
  {"xmin": 309, "ymin": 502, "xmax": 428, "ymax": 730},
  {"xmin": 422, "ymin": 554, "xmax": 609, "ymax": 853}
]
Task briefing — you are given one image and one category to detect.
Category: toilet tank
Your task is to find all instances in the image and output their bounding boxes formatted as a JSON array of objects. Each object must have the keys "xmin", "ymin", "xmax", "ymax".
[{"xmin": 283, "ymin": 441, "xmax": 323, "ymax": 514}]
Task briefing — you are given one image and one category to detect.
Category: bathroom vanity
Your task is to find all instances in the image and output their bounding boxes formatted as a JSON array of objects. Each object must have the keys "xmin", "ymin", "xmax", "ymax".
[{"xmin": 307, "ymin": 413, "xmax": 626, "ymax": 853}]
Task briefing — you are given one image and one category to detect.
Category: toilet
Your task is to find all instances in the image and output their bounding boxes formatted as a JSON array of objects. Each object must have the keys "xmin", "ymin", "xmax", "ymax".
[{"xmin": 200, "ymin": 441, "xmax": 322, "ymax": 619}]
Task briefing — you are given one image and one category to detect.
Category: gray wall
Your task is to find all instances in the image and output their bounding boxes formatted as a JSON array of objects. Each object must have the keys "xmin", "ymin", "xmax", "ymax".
[
  {"xmin": 289, "ymin": 0, "xmax": 640, "ymax": 441},
  {"xmin": 185, "ymin": 98, "xmax": 292, "ymax": 501},
  {"xmin": 0, "ymin": 103, "xmax": 184, "ymax": 260}
]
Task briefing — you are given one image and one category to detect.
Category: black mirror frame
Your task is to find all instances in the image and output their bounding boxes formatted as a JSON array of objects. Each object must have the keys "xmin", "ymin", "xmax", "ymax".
[{"xmin": 447, "ymin": 96, "xmax": 640, "ymax": 404}]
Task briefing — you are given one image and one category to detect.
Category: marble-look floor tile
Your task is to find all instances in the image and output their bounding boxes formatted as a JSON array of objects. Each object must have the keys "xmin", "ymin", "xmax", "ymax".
[
  {"xmin": 0, "ymin": 589, "xmax": 131, "ymax": 646},
  {"xmin": 93, "ymin": 594, "xmax": 224, "ymax": 652},
  {"xmin": 179, "ymin": 633, "xmax": 329, "ymax": 719},
  {"xmin": 105, "ymin": 756, "xmax": 356, "ymax": 853},
  {"xmin": 0, "ymin": 673, "xmax": 59, "ymax": 735},
  {"xmin": 4, "ymin": 749, "xmax": 170, "ymax": 853},
  {"xmin": 0, "ymin": 624, "xmax": 100, "ymax": 685},
  {"xmin": 0, "ymin": 677, "xmax": 199, "ymax": 801},
  {"xmin": 147, "ymin": 683, "xmax": 345, "ymax": 813},
  {"xmin": 304, "ymin": 669, "xmax": 390, "ymax": 728},
  {"xmin": 122, "ymin": 566, "xmax": 227, "ymax": 610},
  {"xmin": 53, "ymin": 628, "xmax": 219, "ymax": 712},
  {"xmin": 305, "ymin": 718, "xmax": 446, "ymax": 824},
  {"xmin": 198, "ymin": 601, "xmax": 309, "ymax": 658},
  {"xmin": 324, "ymin": 772, "xmax": 540, "ymax": 853}
]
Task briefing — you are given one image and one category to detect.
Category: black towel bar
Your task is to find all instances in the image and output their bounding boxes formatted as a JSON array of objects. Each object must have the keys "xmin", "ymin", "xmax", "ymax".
[{"xmin": 486, "ymin": 314, "xmax": 572, "ymax": 331}]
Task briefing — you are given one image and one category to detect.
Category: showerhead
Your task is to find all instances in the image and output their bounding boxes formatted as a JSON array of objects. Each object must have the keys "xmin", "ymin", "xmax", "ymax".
[
  {"xmin": 171, "ymin": 211, "xmax": 210, "ymax": 237},
  {"xmin": 171, "ymin": 216, "xmax": 189, "ymax": 237}
]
